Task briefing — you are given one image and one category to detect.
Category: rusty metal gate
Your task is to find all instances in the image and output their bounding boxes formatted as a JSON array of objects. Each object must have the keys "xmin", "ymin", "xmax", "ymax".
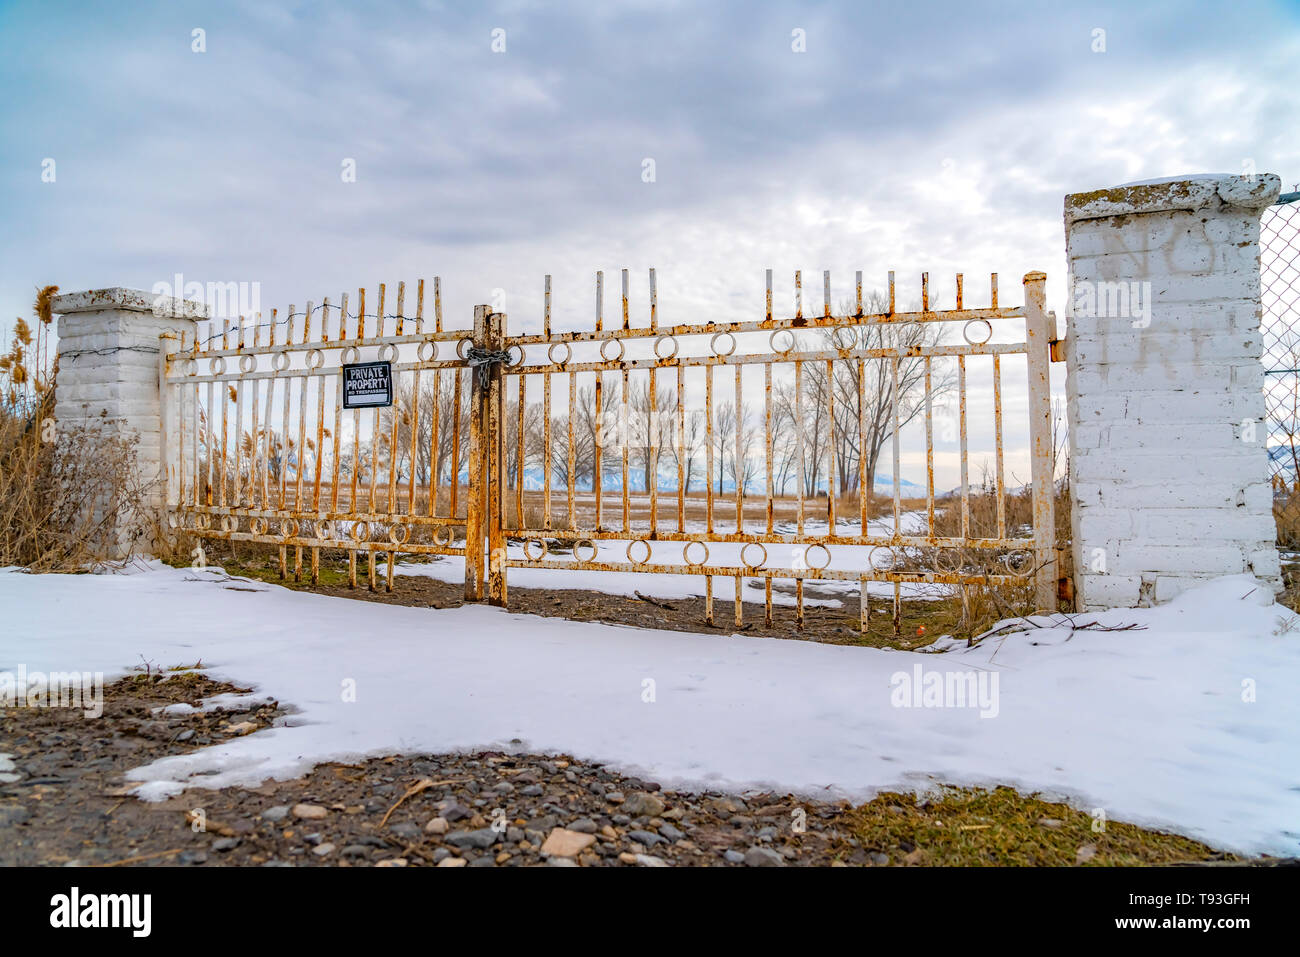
[
  {"xmin": 161, "ymin": 281, "xmax": 476, "ymax": 589},
  {"xmin": 163, "ymin": 268, "xmax": 1060, "ymax": 636}
]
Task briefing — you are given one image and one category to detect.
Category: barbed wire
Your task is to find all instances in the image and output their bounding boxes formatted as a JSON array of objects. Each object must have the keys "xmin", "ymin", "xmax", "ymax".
[
  {"xmin": 59, "ymin": 344, "xmax": 162, "ymax": 360},
  {"xmin": 195, "ymin": 303, "xmax": 435, "ymax": 347}
]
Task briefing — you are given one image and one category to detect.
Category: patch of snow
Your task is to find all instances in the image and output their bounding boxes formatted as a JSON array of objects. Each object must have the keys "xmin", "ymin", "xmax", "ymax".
[
  {"xmin": 155, "ymin": 702, "xmax": 196, "ymax": 716},
  {"xmin": 195, "ymin": 691, "xmax": 277, "ymax": 712},
  {"xmin": 1, "ymin": 567, "xmax": 1296, "ymax": 855}
]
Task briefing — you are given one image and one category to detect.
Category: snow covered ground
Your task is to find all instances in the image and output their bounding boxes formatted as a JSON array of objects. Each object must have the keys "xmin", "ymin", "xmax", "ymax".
[
  {"xmin": 382, "ymin": 511, "xmax": 950, "ymax": 606},
  {"xmin": 1, "ymin": 564, "xmax": 1297, "ymax": 856},
  {"xmin": 382, "ymin": 543, "xmax": 944, "ymax": 607}
]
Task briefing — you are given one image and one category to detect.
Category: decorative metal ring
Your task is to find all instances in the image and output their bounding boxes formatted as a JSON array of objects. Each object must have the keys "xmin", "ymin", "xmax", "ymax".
[
  {"xmin": 523, "ymin": 538, "xmax": 548, "ymax": 561},
  {"xmin": 505, "ymin": 344, "xmax": 526, "ymax": 368},
  {"xmin": 272, "ymin": 351, "xmax": 291, "ymax": 372},
  {"xmin": 653, "ymin": 335, "xmax": 679, "ymax": 361},
  {"xmin": 388, "ymin": 523, "xmax": 410, "ymax": 545},
  {"xmin": 196, "ymin": 513, "xmax": 212, "ymax": 531},
  {"xmin": 573, "ymin": 539, "xmax": 598, "ymax": 563},
  {"xmin": 963, "ymin": 319, "xmax": 993, "ymax": 346},
  {"xmin": 710, "ymin": 332, "xmax": 737, "ymax": 357},
  {"xmin": 306, "ymin": 348, "xmax": 325, "ymax": 369},
  {"xmin": 183, "ymin": 357, "xmax": 198, "ymax": 376},
  {"xmin": 220, "ymin": 515, "xmax": 237, "ymax": 533},
  {"xmin": 768, "ymin": 329, "xmax": 796, "ymax": 354},
  {"xmin": 279, "ymin": 519, "xmax": 297, "ymax": 541},
  {"xmin": 683, "ymin": 540, "xmax": 709, "ymax": 567},
  {"xmin": 376, "ymin": 343, "xmax": 398, "ymax": 362},
  {"xmin": 417, "ymin": 340, "xmax": 437, "ymax": 362},
  {"xmin": 931, "ymin": 547, "xmax": 959, "ymax": 574},
  {"xmin": 740, "ymin": 542, "xmax": 768, "ymax": 569},
  {"xmin": 166, "ymin": 512, "xmax": 182, "ymax": 530},
  {"xmin": 830, "ymin": 326, "xmax": 857, "ymax": 351},
  {"xmin": 870, "ymin": 545, "xmax": 899, "ymax": 572},
  {"xmin": 626, "ymin": 539, "xmax": 652, "ymax": 566},
  {"xmin": 599, "ymin": 338, "xmax": 625, "ymax": 362},
  {"xmin": 1001, "ymin": 550, "xmax": 1036, "ymax": 580},
  {"xmin": 432, "ymin": 525, "xmax": 453, "ymax": 547},
  {"xmin": 314, "ymin": 520, "xmax": 333, "ymax": 540},
  {"xmin": 456, "ymin": 338, "xmax": 473, "ymax": 360},
  {"xmin": 238, "ymin": 354, "xmax": 256, "ymax": 374},
  {"xmin": 349, "ymin": 520, "xmax": 370, "ymax": 543},
  {"xmin": 340, "ymin": 345, "xmax": 361, "ymax": 364},
  {"xmin": 547, "ymin": 341, "xmax": 572, "ymax": 365},
  {"xmin": 250, "ymin": 518, "xmax": 269, "ymax": 536},
  {"xmin": 209, "ymin": 356, "xmax": 227, "ymax": 376},
  {"xmin": 804, "ymin": 543, "xmax": 832, "ymax": 571}
]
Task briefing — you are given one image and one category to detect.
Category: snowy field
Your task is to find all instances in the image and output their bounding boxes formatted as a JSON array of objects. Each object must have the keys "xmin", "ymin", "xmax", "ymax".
[{"xmin": 1, "ymin": 564, "xmax": 1297, "ymax": 856}]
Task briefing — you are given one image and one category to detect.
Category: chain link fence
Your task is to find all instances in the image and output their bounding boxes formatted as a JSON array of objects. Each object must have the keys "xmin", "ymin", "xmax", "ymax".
[{"xmin": 1262, "ymin": 195, "xmax": 1300, "ymax": 551}]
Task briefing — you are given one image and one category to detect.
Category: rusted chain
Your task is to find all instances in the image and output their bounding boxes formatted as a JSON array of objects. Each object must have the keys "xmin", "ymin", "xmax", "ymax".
[{"xmin": 465, "ymin": 346, "xmax": 511, "ymax": 389}]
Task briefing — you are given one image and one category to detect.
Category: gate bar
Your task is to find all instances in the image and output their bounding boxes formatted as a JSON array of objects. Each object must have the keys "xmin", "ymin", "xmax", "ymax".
[
  {"xmin": 464, "ymin": 305, "xmax": 489, "ymax": 600},
  {"xmin": 1023, "ymin": 271, "xmax": 1057, "ymax": 613}
]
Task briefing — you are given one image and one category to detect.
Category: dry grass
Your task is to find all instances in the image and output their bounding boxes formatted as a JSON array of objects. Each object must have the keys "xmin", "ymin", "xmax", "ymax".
[
  {"xmin": 1273, "ymin": 480, "xmax": 1300, "ymax": 614},
  {"xmin": 1264, "ymin": 478, "xmax": 1300, "ymax": 612},
  {"xmin": 1274, "ymin": 482, "xmax": 1300, "ymax": 551},
  {"xmin": 837, "ymin": 785, "xmax": 1234, "ymax": 866},
  {"xmin": 0, "ymin": 286, "xmax": 156, "ymax": 570},
  {"xmin": 889, "ymin": 471, "xmax": 1073, "ymax": 639}
]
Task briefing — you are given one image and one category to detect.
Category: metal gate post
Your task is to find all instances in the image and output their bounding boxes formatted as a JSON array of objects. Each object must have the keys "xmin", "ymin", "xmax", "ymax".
[
  {"xmin": 1023, "ymin": 271, "xmax": 1058, "ymax": 613},
  {"xmin": 464, "ymin": 305, "xmax": 490, "ymax": 601},
  {"xmin": 486, "ymin": 310, "xmax": 508, "ymax": 606}
]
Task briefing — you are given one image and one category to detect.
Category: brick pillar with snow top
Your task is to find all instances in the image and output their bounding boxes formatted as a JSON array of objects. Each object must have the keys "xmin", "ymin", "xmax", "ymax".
[
  {"xmin": 52, "ymin": 288, "xmax": 205, "ymax": 559},
  {"xmin": 1064, "ymin": 173, "xmax": 1283, "ymax": 609}
]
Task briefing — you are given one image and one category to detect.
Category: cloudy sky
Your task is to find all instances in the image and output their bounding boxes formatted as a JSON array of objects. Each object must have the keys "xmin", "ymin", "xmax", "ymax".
[{"xmin": 2, "ymin": 0, "xmax": 1298, "ymax": 487}]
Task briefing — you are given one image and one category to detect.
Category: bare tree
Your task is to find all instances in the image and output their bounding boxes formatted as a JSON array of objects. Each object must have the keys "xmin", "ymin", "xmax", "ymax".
[
  {"xmin": 503, "ymin": 395, "xmax": 545, "ymax": 489},
  {"xmin": 377, "ymin": 382, "xmax": 421, "ymax": 486},
  {"xmin": 771, "ymin": 293, "xmax": 952, "ymax": 499},
  {"xmin": 772, "ymin": 374, "xmax": 829, "ymax": 497},
  {"xmin": 629, "ymin": 379, "xmax": 677, "ymax": 493},
  {"xmin": 716, "ymin": 399, "xmax": 761, "ymax": 492},
  {"xmin": 711, "ymin": 400, "xmax": 735, "ymax": 494},
  {"xmin": 767, "ymin": 397, "xmax": 799, "ymax": 495},
  {"xmin": 669, "ymin": 407, "xmax": 706, "ymax": 492},
  {"xmin": 848, "ymin": 297, "xmax": 951, "ymax": 493},
  {"xmin": 547, "ymin": 382, "xmax": 615, "ymax": 491},
  {"xmin": 547, "ymin": 409, "xmax": 592, "ymax": 490},
  {"xmin": 376, "ymin": 373, "xmax": 469, "ymax": 496}
]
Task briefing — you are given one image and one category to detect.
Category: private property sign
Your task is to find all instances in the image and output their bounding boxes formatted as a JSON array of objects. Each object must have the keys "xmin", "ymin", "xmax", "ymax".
[{"xmin": 342, "ymin": 361, "xmax": 393, "ymax": 409}]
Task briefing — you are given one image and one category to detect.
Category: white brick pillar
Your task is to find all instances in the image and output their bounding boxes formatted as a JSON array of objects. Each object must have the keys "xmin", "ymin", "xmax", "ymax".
[
  {"xmin": 1064, "ymin": 174, "xmax": 1283, "ymax": 609},
  {"xmin": 52, "ymin": 288, "xmax": 206, "ymax": 558}
]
